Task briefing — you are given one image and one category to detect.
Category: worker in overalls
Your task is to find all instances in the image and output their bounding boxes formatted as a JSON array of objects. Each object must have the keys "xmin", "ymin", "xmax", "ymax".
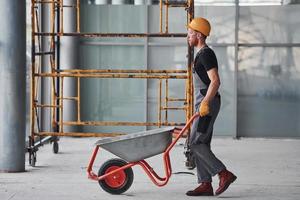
[{"xmin": 186, "ymin": 17, "xmax": 237, "ymax": 196}]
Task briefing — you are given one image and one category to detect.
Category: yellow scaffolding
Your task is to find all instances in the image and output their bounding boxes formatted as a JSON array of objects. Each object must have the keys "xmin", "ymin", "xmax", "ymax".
[{"xmin": 30, "ymin": 0, "xmax": 194, "ymax": 141}]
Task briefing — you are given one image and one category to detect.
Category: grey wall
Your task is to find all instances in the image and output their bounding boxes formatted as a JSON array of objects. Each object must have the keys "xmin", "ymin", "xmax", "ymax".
[{"xmin": 237, "ymin": 6, "xmax": 300, "ymax": 137}]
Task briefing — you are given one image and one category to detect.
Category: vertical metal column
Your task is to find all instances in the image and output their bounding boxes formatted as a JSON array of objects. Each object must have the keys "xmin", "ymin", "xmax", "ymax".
[
  {"xmin": 187, "ymin": 0, "xmax": 194, "ymax": 125},
  {"xmin": 41, "ymin": 2, "xmax": 52, "ymax": 132},
  {"xmin": 145, "ymin": 5, "xmax": 149, "ymax": 130},
  {"xmin": 0, "ymin": 0, "xmax": 26, "ymax": 172},
  {"xmin": 233, "ymin": 0, "xmax": 239, "ymax": 138},
  {"xmin": 60, "ymin": 0, "xmax": 79, "ymax": 132}
]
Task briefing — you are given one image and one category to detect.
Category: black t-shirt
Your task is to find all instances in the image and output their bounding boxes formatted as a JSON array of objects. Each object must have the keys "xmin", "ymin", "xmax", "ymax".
[{"xmin": 193, "ymin": 46, "xmax": 218, "ymax": 86}]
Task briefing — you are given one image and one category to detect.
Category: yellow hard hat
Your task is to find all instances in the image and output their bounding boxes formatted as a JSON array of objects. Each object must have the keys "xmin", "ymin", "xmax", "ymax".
[{"xmin": 187, "ymin": 17, "xmax": 211, "ymax": 36}]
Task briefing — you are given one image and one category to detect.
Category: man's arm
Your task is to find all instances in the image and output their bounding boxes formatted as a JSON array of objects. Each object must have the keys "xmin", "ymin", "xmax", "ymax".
[
  {"xmin": 199, "ymin": 67, "xmax": 220, "ymax": 117},
  {"xmin": 202, "ymin": 67, "xmax": 220, "ymax": 103}
]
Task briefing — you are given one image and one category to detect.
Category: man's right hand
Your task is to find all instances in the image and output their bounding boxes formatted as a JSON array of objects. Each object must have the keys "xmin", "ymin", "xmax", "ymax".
[{"xmin": 199, "ymin": 100, "xmax": 210, "ymax": 117}]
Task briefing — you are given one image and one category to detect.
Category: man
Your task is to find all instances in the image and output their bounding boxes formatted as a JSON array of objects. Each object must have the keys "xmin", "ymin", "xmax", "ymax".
[{"xmin": 186, "ymin": 17, "xmax": 237, "ymax": 196}]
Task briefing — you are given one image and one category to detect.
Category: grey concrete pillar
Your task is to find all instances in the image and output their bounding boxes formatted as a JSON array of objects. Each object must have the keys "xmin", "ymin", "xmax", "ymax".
[
  {"xmin": 60, "ymin": 0, "xmax": 79, "ymax": 132},
  {"xmin": 0, "ymin": 0, "xmax": 26, "ymax": 172}
]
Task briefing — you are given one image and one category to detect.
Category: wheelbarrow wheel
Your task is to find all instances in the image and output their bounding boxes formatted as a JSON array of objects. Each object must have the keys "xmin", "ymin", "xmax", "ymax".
[{"xmin": 98, "ymin": 158, "xmax": 134, "ymax": 194}]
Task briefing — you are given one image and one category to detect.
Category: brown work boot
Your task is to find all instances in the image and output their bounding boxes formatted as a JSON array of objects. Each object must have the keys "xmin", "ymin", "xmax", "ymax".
[
  {"xmin": 186, "ymin": 182, "xmax": 214, "ymax": 196},
  {"xmin": 215, "ymin": 169, "xmax": 237, "ymax": 196}
]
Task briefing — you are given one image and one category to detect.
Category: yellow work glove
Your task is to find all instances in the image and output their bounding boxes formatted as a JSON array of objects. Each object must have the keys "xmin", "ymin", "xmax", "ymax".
[{"xmin": 199, "ymin": 100, "xmax": 210, "ymax": 117}]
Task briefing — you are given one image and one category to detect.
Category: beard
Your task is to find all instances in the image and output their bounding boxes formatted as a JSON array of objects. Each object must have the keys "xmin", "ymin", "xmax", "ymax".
[{"xmin": 188, "ymin": 38, "xmax": 198, "ymax": 47}]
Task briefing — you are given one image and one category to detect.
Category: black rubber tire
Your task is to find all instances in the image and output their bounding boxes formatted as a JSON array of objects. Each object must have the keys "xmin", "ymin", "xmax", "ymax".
[
  {"xmin": 53, "ymin": 141, "xmax": 59, "ymax": 154},
  {"xmin": 29, "ymin": 151, "xmax": 36, "ymax": 167},
  {"xmin": 98, "ymin": 158, "xmax": 134, "ymax": 194}
]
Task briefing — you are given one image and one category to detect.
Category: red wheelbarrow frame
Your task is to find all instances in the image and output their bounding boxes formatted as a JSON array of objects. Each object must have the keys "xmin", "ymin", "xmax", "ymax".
[{"xmin": 87, "ymin": 113, "xmax": 199, "ymax": 187}]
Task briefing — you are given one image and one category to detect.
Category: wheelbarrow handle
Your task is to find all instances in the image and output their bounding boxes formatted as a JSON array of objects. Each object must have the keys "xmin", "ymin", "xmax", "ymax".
[{"xmin": 165, "ymin": 112, "xmax": 200, "ymax": 154}]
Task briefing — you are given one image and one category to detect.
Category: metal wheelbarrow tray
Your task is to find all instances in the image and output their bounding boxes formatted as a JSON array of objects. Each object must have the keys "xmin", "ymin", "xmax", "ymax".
[
  {"xmin": 87, "ymin": 113, "xmax": 200, "ymax": 194},
  {"xmin": 94, "ymin": 127, "xmax": 174, "ymax": 162}
]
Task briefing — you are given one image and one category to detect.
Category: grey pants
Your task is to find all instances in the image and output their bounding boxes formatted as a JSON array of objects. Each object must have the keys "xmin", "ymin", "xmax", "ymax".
[{"xmin": 189, "ymin": 95, "xmax": 226, "ymax": 183}]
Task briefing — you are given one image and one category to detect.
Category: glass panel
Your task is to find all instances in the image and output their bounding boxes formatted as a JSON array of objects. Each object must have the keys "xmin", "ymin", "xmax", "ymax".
[
  {"xmin": 239, "ymin": 0, "xmax": 283, "ymax": 6},
  {"xmin": 194, "ymin": 0, "xmax": 294, "ymax": 6},
  {"xmin": 238, "ymin": 47, "xmax": 300, "ymax": 137},
  {"xmin": 148, "ymin": 6, "xmax": 186, "ymax": 33},
  {"xmin": 195, "ymin": 0, "xmax": 235, "ymax": 6},
  {"xmin": 80, "ymin": 43, "xmax": 145, "ymax": 67},
  {"xmin": 80, "ymin": 5, "xmax": 147, "ymax": 133},
  {"xmin": 148, "ymin": 46, "xmax": 187, "ymax": 69},
  {"xmin": 147, "ymin": 78, "xmax": 187, "ymax": 127},
  {"xmin": 195, "ymin": 6, "xmax": 236, "ymax": 44},
  {"xmin": 81, "ymin": 5, "xmax": 146, "ymax": 43},
  {"xmin": 147, "ymin": 46, "xmax": 187, "ymax": 126},
  {"xmin": 80, "ymin": 44, "xmax": 146, "ymax": 133},
  {"xmin": 239, "ymin": 6, "xmax": 300, "ymax": 44},
  {"xmin": 213, "ymin": 46, "xmax": 235, "ymax": 136},
  {"xmin": 81, "ymin": 5, "xmax": 146, "ymax": 33}
]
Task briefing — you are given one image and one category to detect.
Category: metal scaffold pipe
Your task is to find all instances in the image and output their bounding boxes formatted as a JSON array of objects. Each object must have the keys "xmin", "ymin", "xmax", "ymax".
[
  {"xmin": 60, "ymin": 0, "xmax": 79, "ymax": 133},
  {"xmin": 0, "ymin": 0, "xmax": 26, "ymax": 172}
]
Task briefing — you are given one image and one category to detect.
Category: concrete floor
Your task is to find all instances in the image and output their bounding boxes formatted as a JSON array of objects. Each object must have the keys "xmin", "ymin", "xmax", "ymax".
[{"xmin": 1, "ymin": 137, "xmax": 300, "ymax": 200}]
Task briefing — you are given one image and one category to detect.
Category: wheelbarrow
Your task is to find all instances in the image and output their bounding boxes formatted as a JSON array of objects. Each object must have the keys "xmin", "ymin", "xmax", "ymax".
[{"xmin": 87, "ymin": 113, "xmax": 199, "ymax": 194}]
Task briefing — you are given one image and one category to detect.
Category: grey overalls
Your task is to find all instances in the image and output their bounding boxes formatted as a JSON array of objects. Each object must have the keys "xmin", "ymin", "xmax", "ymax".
[{"xmin": 189, "ymin": 48, "xmax": 226, "ymax": 183}]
